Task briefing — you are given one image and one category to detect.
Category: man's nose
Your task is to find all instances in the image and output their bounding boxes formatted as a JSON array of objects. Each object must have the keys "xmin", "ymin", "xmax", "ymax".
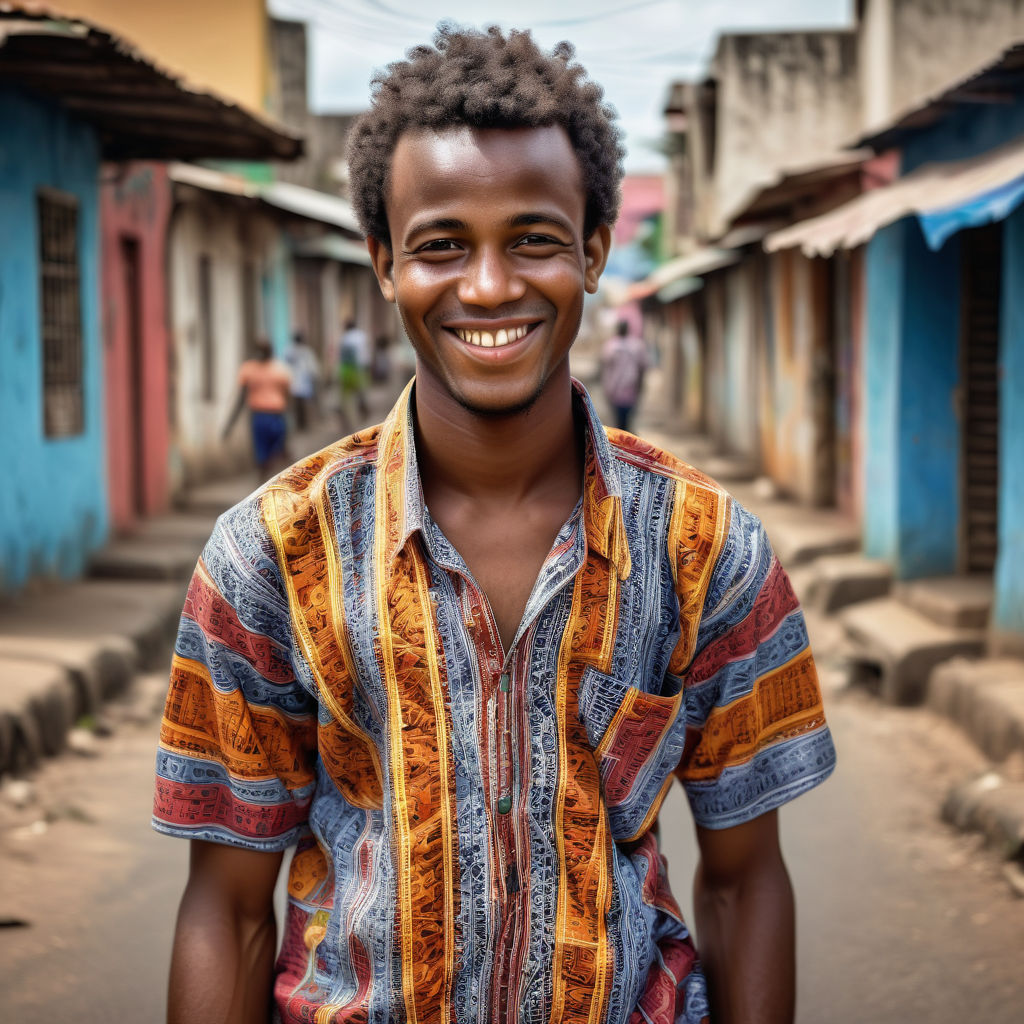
[{"xmin": 456, "ymin": 247, "xmax": 526, "ymax": 308}]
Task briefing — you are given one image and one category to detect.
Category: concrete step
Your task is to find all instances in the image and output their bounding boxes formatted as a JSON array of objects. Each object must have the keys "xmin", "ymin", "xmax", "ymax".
[
  {"xmin": 88, "ymin": 536, "xmax": 202, "ymax": 583},
  {"xmin": 943, "ymin": 770, "xmax": 1024, "ymax": 863},
  {"xmin": 894, "ymin": 575, "xmax": 993, "ymax": 630},
  {"xmin": 928, "ymin": 658, "xmax": 1024, "ymax": 763},
  {"xmin": 803, "ymin": 553, "xmax": 892, "ymax": 613},
  {"xmin": 178, "ymin": 477, "xmax": 259, "ymax": 518},
  {"xmin": 0, "ymin": 658, "xmax": 77, "ymax": 775},
  {"xmin": 840, "ymin": 597, "xmax": 986, "ymax": 705}
]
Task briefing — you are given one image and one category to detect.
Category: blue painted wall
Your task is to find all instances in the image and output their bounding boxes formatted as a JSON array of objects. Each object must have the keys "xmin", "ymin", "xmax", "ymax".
[
  {"xmin": 862, "ymin": 222, "xmax": 902, "ymax": 563},
  {"xmin": 862, "ymin": 220, "xmax": 961, "ymax": 578},
  {"xmin": 994, "ymin": 203, "xmax": 1024, "ymax": 641},
  {"xmin": 0, "ymin": 88, "xmax": 107, "ymax": 593}
]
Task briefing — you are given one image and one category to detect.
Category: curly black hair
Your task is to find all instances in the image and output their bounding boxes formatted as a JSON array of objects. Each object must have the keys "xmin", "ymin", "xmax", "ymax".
[{"xmin": 347, "ymin": 24, "xmax": 624, "ymax": 245}]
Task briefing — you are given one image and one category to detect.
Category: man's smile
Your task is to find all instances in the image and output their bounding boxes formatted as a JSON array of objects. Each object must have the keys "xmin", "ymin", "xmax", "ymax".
[{"xmin": 445, "ymin": 320, "xmax": 541, "ymax": 349}]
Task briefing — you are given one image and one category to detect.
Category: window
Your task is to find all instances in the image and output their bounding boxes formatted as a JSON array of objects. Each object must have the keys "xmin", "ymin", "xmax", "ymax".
[{"xmin": 38, "ymin": 189, "xmax": 84, "ymax": 437}]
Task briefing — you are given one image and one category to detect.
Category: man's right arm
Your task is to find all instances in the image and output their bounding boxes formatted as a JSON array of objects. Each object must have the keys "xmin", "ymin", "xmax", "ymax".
[{"xmin": 168, "ymin": 840, "xmax": 284, "ymax": 1024}]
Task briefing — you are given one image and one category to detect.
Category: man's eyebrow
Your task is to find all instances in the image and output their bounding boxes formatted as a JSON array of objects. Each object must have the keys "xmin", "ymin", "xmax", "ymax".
[
  {"xmin": 405, "ymin": 217, "xmax": 468, "ymax": 238},
  {"xmin": 506, "ymin": 212, "xmax": 573, "ymax": 231}
]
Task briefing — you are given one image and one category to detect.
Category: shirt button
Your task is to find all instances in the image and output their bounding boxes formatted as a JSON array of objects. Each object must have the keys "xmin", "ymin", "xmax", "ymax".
[
  {"xmin": 499, "ymin": 672, "xmax": 510, "ymax": 692},
  {"xmin": 497, "ymin": 795, "xmax": 512, "ymax": 814}
]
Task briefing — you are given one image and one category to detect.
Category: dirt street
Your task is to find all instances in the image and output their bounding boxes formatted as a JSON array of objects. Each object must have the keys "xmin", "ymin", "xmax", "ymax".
[{"xmin": 2, "ymin": 613, "xmax": 1024, "ymax": 1022}]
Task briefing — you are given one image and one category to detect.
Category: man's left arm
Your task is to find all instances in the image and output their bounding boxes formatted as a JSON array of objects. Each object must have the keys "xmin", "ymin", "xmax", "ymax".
[{"xmin": 693, "ymin": 811, "xmax": 794, "ymax": 1024}]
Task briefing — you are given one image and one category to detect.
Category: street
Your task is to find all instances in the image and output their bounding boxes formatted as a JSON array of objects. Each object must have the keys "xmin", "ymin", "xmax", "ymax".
[{"xmin": 2, "ymin": 515, "xmax": 1023, "ymax": 1023}]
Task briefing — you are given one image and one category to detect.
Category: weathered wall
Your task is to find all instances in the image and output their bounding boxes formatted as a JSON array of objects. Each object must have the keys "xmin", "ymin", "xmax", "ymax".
[
  {"xmin": 721, "ymin": 262, "xmax": 758, "ymax": 458},
  {"xmin": 712, "ymin": 31, "xmax": 860, "ymax": 234},
  {"xmin": 100, "ymin": 162, "xmax": 173, "ymax": 532},
  {"xmin": 64, "ymin": 0, "xmax": 270, "ymax": 113},
  {"xmin": 994, "ymin": 201, "xmax": 1024, "ymax": 649},
  {"xmin": 0, "ymin": 88, "xmax": 106, "ymax": 593},
  {"xmin": 862, "ymin": 0, "xmax": 1024, "ymax": 130},
  {"xmin": 168, "ymin": 194, "xmax": 288, "ymax": 489}
]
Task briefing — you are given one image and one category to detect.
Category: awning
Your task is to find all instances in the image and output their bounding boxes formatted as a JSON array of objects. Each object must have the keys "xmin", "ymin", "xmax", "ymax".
[
  {"xmin": 765, "ymin": 134, "xmax": 1024, "ymax": 256},
  {"xmin": 650, "ymin": 246, "xmax": 739, "ymax": 287},
  {"xmin": 293, "ymin": 233, "xmax": 372, "ymax": 267},
  {"xmin": 259, "ymin": 182, "xmax": 360, "ymax": 233},
  {"xmin": 0, "ymin": 5, "xmax": 301, "ymax": 160}
]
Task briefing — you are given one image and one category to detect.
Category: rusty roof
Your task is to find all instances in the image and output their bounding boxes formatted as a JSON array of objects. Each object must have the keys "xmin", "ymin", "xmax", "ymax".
[
  {"xmin": 854, "ymin": 41, "xmax": 1024, "ymax": 152},
  {"xmin": 0, "ymin": 3, "xmax": 302, "ymax": 161}
]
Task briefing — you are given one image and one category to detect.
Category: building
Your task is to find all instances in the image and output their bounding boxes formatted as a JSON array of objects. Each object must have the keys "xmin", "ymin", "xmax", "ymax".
[{"xmin": 0, "ymin": 6, "xmax": 299, "ymax": 592}]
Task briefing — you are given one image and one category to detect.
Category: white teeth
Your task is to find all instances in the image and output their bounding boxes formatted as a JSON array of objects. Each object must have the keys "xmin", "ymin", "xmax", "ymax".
[{"xmin": 454, "ymin": 324, "xmax": 532, "ymax": 347}]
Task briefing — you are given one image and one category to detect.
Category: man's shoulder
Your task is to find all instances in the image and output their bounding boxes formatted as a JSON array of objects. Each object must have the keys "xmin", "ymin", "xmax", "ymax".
[
  {"xmin": 605, "ymin": 428, "xmax": 731, "ymax": 500},
  {"xmin": 226, "ymin": 424, "xmax": 385, "ymax": 528}
]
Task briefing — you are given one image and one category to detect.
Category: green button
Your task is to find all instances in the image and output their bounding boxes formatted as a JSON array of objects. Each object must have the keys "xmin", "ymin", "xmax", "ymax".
[
  {"xmin": 499, "ymin": 673, "xmax": 510, "ymax": 692},
  {"xmin": 497, "ymin": 795, "xmax": 512, "ymax": 814}
]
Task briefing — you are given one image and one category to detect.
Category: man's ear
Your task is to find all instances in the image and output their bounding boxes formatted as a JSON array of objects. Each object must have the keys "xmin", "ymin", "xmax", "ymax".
[
  {"xmin": 367, "ymin": 236, "xmax": 396, "ymax": 303},
  {"xmin": 583, "ymin": 224, "xmax": 612, "ymax": 295}
]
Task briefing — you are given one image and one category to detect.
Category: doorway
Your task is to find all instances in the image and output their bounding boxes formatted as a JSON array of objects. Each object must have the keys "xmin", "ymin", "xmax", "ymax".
[
  {"xmin": 120, "ymin": 235, "xmax": 146, "ymax": 519},
  {"xmin": 959, "ymin": 222, "xmax": 1002, "ymax": 574}
]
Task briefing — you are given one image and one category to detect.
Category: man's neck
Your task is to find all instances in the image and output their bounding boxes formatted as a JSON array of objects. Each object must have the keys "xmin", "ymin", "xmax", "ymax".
[{"xmin": 412, "ymin": 366, "xmax": 582, "ymax": 508}]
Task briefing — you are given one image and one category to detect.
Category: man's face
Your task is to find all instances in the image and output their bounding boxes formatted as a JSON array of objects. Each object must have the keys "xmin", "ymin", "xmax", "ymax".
[{"xmin": 368, "ymin": 125, "xmax": 610, "ymax": 417}]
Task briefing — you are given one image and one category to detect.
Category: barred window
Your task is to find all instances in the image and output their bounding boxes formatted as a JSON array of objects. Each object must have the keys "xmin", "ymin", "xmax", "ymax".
[{"xmin": 38, "ymin": 189, "xmax": 84, "ymax": 437}]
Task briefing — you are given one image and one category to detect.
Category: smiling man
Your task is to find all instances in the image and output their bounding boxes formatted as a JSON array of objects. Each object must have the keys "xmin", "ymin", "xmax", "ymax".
[{"xmin": 154, "ymin": 26, "xmax": 835, "ymax": 1024}]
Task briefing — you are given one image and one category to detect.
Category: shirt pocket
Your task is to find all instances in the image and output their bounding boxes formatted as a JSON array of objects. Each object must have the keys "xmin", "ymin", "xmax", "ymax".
[{"xmin": 578, "ymin": 666, "xmax": 686, "ymax": 840}]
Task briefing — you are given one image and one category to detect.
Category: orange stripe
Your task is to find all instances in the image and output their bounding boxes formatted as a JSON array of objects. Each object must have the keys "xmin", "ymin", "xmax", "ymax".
[{"xmin": 682, "ymin": 649, "xmax": 825, "ymax": 782}]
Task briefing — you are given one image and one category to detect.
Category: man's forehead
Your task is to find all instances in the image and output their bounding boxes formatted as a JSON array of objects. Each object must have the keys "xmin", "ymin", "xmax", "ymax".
[{"xmin": 387, "ymin": 124, "xmax": 585, "ymax": 215}]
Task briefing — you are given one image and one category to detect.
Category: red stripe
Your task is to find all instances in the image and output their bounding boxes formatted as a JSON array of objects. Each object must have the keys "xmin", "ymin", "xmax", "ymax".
[
  {"xmin": 686, "ymin": 558, "xmax": 799, "ymax": 686},
  {"xmin": 153, "ymin": 778, "xmax": 307, "ymax": 840},
  {"xmin": 183, "ymin": 569, "xmax": 294, "ymax": 682}
]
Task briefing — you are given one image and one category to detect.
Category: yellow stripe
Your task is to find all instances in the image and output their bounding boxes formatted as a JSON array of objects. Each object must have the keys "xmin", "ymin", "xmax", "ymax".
[
  {"xmin": 372, "ymin": 461, "xmax": 418, "ymax": 1024},
  {"xmin": 412, "ymin": 555, "xmax": 456, "ymax": 1020},
  {"xmin": 261, "ymin": 489, "xmax": 384, "ymax": 789}
]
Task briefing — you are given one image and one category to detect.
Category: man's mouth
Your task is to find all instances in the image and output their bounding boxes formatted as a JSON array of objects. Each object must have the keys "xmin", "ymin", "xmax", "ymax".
[{"xmin": 450, "ymin": 323, "xmax": 534, "ymax": 349}]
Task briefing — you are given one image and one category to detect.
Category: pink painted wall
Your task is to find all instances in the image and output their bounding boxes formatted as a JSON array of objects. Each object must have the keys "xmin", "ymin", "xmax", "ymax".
[
  {"xmin": 100, "ymin": 162, "xmax": 173, "ymax": 532},
  {"xmin": 614, "ymin": 174, "xmax": 664, "ymax": 247}
]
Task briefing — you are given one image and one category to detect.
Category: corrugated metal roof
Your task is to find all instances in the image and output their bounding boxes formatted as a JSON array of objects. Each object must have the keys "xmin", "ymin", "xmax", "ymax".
[
  {"xmin": 259, "ymin": 182, "xmax": 360, "ymax": 233},
  {"xmin": 0, "ymin": 3, "xmax": 302, "ymax": 160},
  {"xmin": 853, "ymin": 41, "xmax": 1024, "ymax": 153},
  {"xmin": 764, "ymin": 134, "xmax": 1024, "ymax": 256},
  {"xmin": 294, "ymin": 233, "xmax": 372, "ymax": 266}
]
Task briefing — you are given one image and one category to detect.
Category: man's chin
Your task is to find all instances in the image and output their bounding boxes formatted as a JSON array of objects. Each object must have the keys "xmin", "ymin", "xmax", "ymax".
[{"xmin": 451, "ymin": 380, "xmax": 547, "ymax": 420}]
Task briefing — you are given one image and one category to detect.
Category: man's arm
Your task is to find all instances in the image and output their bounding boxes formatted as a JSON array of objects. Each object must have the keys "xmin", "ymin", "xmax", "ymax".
[
  {"xmin": 693, "ymin": 810, "xmax": 795, "ymax": 1024},
  {"xmin": 168, "ymin": 840, "xmax": 284, "ymax": 1024}
]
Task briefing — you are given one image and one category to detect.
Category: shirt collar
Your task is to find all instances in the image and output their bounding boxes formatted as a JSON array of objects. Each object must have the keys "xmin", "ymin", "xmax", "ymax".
[{"xmin": 376, "ymin": 377, "xmax": 631, "ymax": 580}]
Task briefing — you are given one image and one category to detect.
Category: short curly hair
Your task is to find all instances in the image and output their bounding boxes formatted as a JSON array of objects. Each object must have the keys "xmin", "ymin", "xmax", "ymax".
[{"xmin": 347, "ymin": 25, "xmax": 624, "ymax": 245}]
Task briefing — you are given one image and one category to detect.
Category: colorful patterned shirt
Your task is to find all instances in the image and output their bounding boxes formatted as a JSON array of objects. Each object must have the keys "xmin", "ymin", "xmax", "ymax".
[{"xmin": 153, "ymin": 379, "xmax": 836, "ymax": 1024}]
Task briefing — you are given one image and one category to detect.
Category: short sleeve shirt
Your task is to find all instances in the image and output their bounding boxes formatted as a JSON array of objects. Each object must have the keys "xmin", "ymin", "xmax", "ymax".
[{"xmin": 154, "ymin": 379, "xmax": 836, "ymax": 1024}]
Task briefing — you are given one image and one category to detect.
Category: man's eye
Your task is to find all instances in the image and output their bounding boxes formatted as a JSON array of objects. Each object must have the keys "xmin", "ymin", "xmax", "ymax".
[
  {"xmin": 417, "ymin": 239, "xmax": 460, "ymax": 252},
  {"xmin": 517, "ymin": 233, "xmax": 562, "ymax": 246}
]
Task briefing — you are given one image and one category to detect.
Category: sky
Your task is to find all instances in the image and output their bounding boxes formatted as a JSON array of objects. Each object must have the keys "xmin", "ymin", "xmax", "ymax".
[{"xmin": 267, "ymin": 0, "xmax": 852, "ymax": 173}]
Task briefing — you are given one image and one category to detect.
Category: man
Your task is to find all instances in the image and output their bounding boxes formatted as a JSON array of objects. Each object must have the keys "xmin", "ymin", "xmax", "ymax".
[
  {"xmin": 283, "ymin": 331, "xmax": 321, "ymax": 434},
  {"xmin": 155, "ymin": 26, "xmax": 835, "ymax": 1024},
  {"xmin": 223, "ymin": 337, "xmax": 292, "ymax": 477},
  {"xmin": 337, "ymin": 317, "xmax": 371, "ymax": 432},
  {"xmin": 601, "ymin": 318, "xmax": 650, "ymax": 431}
]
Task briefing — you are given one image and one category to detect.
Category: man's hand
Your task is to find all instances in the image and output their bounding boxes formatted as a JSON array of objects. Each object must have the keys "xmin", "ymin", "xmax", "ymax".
[
  {"xmin": 167, "ymin": 840, "xmax": 284, "ymax": 1024},
  {"xmin": 693, "ymin": 810, "xmax": 795, "ymax": 1024}
]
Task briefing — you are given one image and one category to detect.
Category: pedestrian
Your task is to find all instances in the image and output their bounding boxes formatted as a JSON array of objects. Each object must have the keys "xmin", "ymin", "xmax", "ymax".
[
  {"xmin": 222, "ymin": 336, "xmax": 292, "ymax": 478},
  {"xmin": 601, "ymin": 318, "xmax": 650, "ymax": 431},
  {"xmin": 337, "ymin": 317, "xmax": 370, "ymax": 432},
  {"xmin": 283, "ymin": 330, "xmax": 320, "ymax": 434},
  {"xmin": 155, "ymin": 26, "xmax": 835, "ymax": 1024}
]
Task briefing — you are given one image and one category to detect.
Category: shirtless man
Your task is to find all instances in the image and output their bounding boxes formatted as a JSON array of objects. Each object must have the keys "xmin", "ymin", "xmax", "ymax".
[{"xmin": 155, "ymin": 26, "xmax": 835, "ymax": 1024}]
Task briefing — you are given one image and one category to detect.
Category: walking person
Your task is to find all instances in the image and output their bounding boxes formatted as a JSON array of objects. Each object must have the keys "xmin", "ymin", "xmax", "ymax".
[
  {"xmin": 337, "ymin": 318, "xmax": 370, "ymax": 433},
  {"xmin": 222, "ymin": 337, "xmax": 292, "ymax": 478},
  {"xmin": 157, "ymin": 26, "xmax": 835, "ymax": 1024},
  {"xmin": 283, "ymin": 331, "xmax": 321, "ymax": 434},
  {"xmin": 601, "ymin": 318, "xmax": 650, "ymax": 432}
]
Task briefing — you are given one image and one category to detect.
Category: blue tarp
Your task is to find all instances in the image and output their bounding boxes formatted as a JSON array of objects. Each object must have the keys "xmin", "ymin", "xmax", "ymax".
[{"xmin": 918, "ymin": 173, "xmax": 1024, "ymax": 250}]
